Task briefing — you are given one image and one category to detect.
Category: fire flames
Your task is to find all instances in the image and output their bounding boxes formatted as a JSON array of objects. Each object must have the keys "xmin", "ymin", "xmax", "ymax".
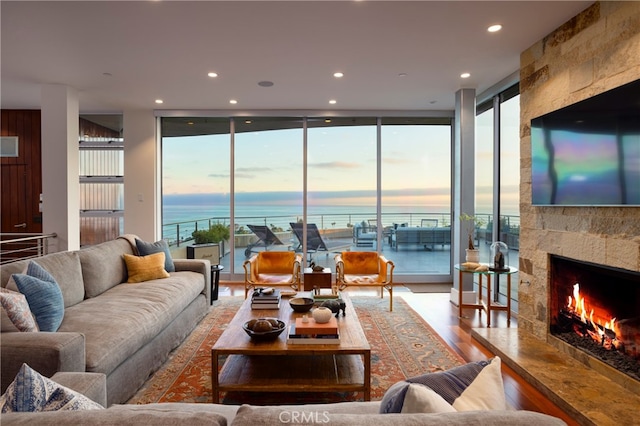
[{"xmin": 567, "ymin": 283, "xmax": 620, "ymax": 350}]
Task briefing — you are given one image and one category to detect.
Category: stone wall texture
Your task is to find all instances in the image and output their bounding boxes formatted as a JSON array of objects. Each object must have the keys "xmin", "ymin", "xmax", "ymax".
[{"xmin": 518, "ymin": 1, "xmax": 640, "ymax": 339}]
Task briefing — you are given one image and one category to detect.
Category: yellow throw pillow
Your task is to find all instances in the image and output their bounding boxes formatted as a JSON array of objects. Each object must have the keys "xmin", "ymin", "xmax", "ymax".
[{"xmin": 123, "ymin": 252, "xmax": 170, "ymax": 283}]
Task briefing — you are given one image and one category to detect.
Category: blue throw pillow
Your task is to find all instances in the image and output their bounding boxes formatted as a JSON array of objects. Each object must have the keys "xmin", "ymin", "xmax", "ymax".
[
  {"xmin": 11, "ymin": 261, "xmax": 64, "ymax": 332},
  {"xmin": 0, "ymin": 363, "xmax": 103, "ymax": 412},
  {"xmin": 135, "ymin": 238, "xmax": 175, "ymax": 272},
  {"xmin": 379, "ymin": 359, "xmax": 490, "ymax": 413}
]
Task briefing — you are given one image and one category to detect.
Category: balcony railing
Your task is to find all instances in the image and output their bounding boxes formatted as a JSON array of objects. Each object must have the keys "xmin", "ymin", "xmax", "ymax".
[{"xmin": 0, "ymin": 233, "xmax": 58, "ymax": 265}]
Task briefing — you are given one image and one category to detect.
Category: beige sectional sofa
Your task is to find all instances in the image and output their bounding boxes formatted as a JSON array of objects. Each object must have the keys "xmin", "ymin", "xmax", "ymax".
[{"xmin": 0, "ymin": 235, "xmax": 210, "ymax": 406}]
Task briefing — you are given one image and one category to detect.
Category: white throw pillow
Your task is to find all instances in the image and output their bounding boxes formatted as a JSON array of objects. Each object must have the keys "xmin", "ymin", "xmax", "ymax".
[{"xmin": 452, "ymin": 356, "xmax": 506, "ymax": 411}]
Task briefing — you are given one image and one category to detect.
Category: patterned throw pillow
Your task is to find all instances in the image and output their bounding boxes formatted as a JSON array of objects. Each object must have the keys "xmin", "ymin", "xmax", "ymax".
[
  {"xmin": 11, "ymin": 261, "xmax": 64, "ymax": 332},
  {"xmin": 380, "ymin": 357, "xmax": 505, "ymax": 413},
  {"xmin": 0, "ymin": 364, "xmax": 104, "ymax": 412},
  {"xmin": 123, "ymin": 252, "xmax": 171, "ymax": 283},
  {"xmin": 0, "ymin": 288, "xmax": 39, "ymax": 332},
  {"xmin": 135, "ymin": 238, "xmax": 175, "ymax": 272}
]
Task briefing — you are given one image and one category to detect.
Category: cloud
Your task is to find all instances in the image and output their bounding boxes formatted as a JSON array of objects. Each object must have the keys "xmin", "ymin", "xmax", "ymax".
[{"xmin": 311, "ymin": 161, "xmax": 360, "ymax": 169}]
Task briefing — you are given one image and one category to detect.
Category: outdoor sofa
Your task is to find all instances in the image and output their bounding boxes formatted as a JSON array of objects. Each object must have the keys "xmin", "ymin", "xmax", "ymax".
[
  {"xmin": 391, "ymin": 226, "xmax": 452, "ymax": 251},
  {"xmin": 0, "ymin": 234, "xmax": 210, "ymax": 406}
]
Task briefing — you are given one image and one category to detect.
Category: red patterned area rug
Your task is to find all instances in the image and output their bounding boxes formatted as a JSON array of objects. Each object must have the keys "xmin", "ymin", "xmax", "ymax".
[{"xmin": 127, "ymin": 296, "xmax": 464, "ymax": 405}]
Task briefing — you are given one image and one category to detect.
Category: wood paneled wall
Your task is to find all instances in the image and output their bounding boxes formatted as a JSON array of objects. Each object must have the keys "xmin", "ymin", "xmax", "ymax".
[{"xmin": 1, "ymin": 110, "xmax": 42, "ymax": 233}]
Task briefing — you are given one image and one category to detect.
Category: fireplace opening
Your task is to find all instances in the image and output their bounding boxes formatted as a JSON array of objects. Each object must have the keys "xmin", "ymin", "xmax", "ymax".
[{"xmin": 549, "ymin": 255, "xmax": 640, "ymax": 382}]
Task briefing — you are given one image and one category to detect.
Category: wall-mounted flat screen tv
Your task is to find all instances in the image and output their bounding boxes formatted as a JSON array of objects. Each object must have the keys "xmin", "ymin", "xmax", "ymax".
[{"xmin": 531, "ymin": 79, "xmax": 640, "ymax": 206}]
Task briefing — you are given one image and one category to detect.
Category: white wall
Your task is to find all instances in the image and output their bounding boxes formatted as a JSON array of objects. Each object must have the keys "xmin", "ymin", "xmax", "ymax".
[{"xmin": 123, "ymin": 109, "xmax": 159, "ymax": 241}]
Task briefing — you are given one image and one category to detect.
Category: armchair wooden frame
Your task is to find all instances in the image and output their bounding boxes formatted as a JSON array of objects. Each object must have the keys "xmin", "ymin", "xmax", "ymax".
[
  {"xmin": 334, "ymin": 252, "xmax": 395, "ymax": 311},
  {"xmin": 242, "ymin": 251, "xmax": 302, "ymax": 298}
]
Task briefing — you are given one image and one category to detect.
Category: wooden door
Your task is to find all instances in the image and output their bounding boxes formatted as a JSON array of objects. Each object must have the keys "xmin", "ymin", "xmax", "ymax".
[{"xmin": 1, "ymin": 164, "xmax": 37, "ymax": 233}]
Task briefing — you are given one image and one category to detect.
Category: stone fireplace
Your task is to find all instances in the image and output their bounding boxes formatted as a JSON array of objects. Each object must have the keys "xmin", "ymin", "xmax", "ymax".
[{"xmin": 548, "ymin": 256, "xmax": 640, "ymax": 386}]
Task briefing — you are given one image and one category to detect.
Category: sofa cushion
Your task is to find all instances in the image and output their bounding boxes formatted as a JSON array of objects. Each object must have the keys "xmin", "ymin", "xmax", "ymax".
[
  {"xmin": 123, "ymin": 253, "xmax": 170, "ymax": 283},
  {"xmin": 1, "ymin": 252, "xmax": 84, "ymax": 309},
  {"xmin": 78, "ymin": 238, "xmax": 134, "ymax": 298},
  {"xmin": 57, "ymin": 271, "xmax": 205, "ymax": 375},
  {"xmin": 11, "ymin": 262, "xmax": 64, "ymax": 332},
  {"xmin": 379, "ymin": 358, "xmax": 493, "ymax": 413},
  {"xmin": 135, "ymin": 238, "xmax": 175, "ymax": 272},
  {"xmin": 0, "ymin": 363, "xmax": 103, "ymax": 412},
  {"xmin": 256, "ymin": 252, "xmax": 296, "ymax": 274},
  {"xmin": 230, "ymin": 404, "xmax": 567, "ymax": 426},
  {"xmin": 0, "ymin": 403, "xmax": 228, "ymax": 425},
  {"xmin": 0, "ymin": 288, "xmax": 38, "ymax": 332}
]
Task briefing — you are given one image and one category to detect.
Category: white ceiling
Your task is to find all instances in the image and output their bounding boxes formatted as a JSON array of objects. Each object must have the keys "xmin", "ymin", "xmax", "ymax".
[{"xmin": 1, "ymin": 1, "xmax": 593, "ymax": 114}]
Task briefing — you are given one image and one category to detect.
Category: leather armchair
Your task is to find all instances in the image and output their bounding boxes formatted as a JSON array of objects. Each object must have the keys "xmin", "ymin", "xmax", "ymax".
[
  {"xmin": 334, "ymin": 251, "xmax": 395, "ymax": 311},
  {"xmin": 243, "ymin": 251, "xmax": 302, "ymax": 298}
]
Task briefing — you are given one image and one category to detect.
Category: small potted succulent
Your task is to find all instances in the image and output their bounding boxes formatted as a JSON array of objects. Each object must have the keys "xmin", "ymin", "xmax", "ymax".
[{"xmin": 460, "ymin": 213, "xmax": 486, "ymax": 262}]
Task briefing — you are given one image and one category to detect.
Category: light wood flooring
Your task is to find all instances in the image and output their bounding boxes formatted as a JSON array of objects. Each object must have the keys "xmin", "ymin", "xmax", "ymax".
[{"xmin": 219, "ymin": 283, "xmax": 578, "ymax": 425}]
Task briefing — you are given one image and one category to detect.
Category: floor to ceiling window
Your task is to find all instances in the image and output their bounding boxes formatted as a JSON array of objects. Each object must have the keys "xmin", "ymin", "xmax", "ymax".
[
  {"xmin": 161, "ymin": 118, "xmax": 231, "ymax": 254},
  {"xmin": 474, "ymin": 83, "xmax": 520, "ymax": 310},
  {"xmin": 233, "ymin": 118, "xmax": 303, "ymax": 274},
  {"xmin": 307, "ymin": 118, "xmax": 377, "ymax": 264},
  {"xmin": 381, "ymin": 118, "xmax": 452, "ymax": 277},
  {"xmin": 160, "ymin": 114, "xmax": 454, "ymax": 283}
]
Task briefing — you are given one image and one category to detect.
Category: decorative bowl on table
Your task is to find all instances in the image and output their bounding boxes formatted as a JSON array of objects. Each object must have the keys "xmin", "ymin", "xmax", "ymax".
[
  {"xmin": 289, "ymin": 297, "xmax": 314, "ymax": 313},
  {"xmin": 242, "ymin": 318, "xmax": 286, "ymax": 341}
]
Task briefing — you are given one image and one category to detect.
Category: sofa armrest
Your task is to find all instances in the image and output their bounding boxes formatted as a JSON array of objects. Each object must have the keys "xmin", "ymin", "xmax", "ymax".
[
  {"xmin": 51, "ymin": 372, "xmax": 107, "ymax": 408},
  {"xmin": 173, "ymin": 259, "xmax": 211, "ymax": 303},
  {"xmin": 1, "ymin": 332, "xmax": 86, "ymax": 393}
]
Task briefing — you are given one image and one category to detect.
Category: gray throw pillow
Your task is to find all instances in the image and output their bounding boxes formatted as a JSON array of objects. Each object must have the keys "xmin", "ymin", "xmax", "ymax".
[{"xmin": 135, "ymin": 238, "xmax": 175, "ymax": 272}]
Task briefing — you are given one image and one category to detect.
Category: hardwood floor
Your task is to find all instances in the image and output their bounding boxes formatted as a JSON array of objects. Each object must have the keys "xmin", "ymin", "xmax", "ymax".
[{"xmin": 219, "ymin": 283, "xmax": 577, "ymax": 425}]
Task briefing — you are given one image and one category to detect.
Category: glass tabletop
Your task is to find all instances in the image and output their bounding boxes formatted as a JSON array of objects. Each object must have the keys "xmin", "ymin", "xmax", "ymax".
[{"xmin": 454, "ymin": 263, "xmax": 518, "ymax": 274}]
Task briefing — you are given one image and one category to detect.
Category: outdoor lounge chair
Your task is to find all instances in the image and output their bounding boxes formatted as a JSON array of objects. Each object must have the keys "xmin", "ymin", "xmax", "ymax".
[
  {"xmin": 244, "ymin": 224, "xmax": 284, "ymax": 257},
  {"xmin": 289, "ymin": 222, "xmax": 351, "ymax": 259}
]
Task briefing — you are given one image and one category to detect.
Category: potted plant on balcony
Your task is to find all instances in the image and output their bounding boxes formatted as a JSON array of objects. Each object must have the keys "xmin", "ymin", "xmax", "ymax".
[
  {"xmin": 188, "ymin": 223, "xmax": 230, "ymax": 264},
  {"xmin": 460, "ymin": 213, "xmax": 486, "ymax": 262}
]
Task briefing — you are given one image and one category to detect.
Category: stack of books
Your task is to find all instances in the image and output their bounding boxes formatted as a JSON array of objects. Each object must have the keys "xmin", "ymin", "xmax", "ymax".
[
  {"xmin": 251, "ymin": 288, "xmax": 281, "ymax": 310},
  {"xmin": 287, "ymin": 316, "xmax": 340, "ymax": 344}
]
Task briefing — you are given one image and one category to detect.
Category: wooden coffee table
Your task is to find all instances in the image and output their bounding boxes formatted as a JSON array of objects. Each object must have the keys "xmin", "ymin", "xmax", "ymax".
[{"xmin": 211, "ymin": 293, "xmax": 370, "ymax": 403}]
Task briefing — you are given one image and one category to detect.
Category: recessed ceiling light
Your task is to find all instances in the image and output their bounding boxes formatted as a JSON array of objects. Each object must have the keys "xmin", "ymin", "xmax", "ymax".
[
  {"xmin": 398, "ymin": 73, "xmax": 408, "ymax": 77},
  {"xmin": 155, "ymin": 99, "xmax": 163, "ymax": 104},
  {"xmin": 187, "ymin": 121, "xmax": 194, "ymax": 125},
  {"xmin": 229, "ymin": 99, "xmax": 238, "ymax": 104},
  {"xmin": 258, "ymin": 80, "xmax": 274, "ymax": 87},
  {"xmin": 333, "ymin": 72, "xmax": 344, "ymax": 78},
  {"xmin": 325, "ymin": 119, "xmax": 332, "ymax": 123},
  {"xmin": 329, "ymin": 99, "xmax": 337, "ymax": 104},
  {"xmin": 487, "ymin": 24, "xmax": 502, "ymax": 33},
  {"xmin": 207, "ymin": 72, "xmax": 218, "ymax": 78},
  {"xmin": 460, "ymin": 73, "xmax": 471, "ymax": 79},
  {"xmin": 245, "ymin": 120, "xmax": 252, "ymax": 124}
]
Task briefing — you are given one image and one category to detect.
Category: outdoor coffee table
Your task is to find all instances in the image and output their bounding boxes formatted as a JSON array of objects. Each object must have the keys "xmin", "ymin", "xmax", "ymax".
[{"xmin": 211, "ymin": 292, "xmax": 371, "ymax": 403}]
